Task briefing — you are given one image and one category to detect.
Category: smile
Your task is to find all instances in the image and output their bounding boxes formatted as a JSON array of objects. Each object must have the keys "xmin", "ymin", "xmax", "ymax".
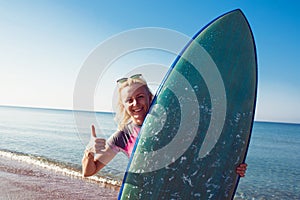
[{"xmin": 133, "ymin": 108, "xmax": 142, "ymax": 113}]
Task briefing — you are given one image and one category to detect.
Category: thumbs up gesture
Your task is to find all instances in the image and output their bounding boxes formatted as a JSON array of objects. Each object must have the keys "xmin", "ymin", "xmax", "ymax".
[{"xmin": 86, "ymin": 125, "xmax": 106, "ymax": 154}]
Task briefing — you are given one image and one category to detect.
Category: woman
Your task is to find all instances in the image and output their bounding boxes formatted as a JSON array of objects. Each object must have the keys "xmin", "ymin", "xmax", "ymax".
[{"xmin": 82, "ymin": 74, "xmax": 247, "ymax": 177}]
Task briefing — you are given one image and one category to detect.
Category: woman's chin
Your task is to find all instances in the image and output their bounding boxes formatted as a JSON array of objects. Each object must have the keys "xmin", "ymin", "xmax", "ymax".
[{"xmin": 132, "ymin": 116, "xmax": 144, "ymax": 125}]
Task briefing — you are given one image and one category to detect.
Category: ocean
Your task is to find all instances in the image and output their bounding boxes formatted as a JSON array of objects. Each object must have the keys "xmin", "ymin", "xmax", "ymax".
[{"xmin": 0, "ymin": 105, "xmax": 299, "ymax": 199}]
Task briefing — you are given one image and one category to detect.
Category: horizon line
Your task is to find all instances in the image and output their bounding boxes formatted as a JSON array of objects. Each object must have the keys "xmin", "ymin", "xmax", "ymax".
[{"xmin": 1, "ymin": 104, "xmax": 299, "ymax": 125}]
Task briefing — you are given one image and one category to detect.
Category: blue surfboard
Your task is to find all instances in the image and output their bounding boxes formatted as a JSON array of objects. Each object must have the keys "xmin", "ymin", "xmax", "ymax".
[{"xmin": 119, "ymin": 9, "xmax": 257, "ymax": 199}]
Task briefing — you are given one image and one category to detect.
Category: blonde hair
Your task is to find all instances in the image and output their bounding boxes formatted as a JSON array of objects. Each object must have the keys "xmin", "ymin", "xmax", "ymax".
[{"xmin": 114, "ymin": 77, "xmax": 153, "ymax": 130}]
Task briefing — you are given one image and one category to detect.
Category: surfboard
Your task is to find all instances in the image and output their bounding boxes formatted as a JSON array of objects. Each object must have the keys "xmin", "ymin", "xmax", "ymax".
[{"xmin": 118, "ymin": 9, "xmax": 257, "ymax": 199}]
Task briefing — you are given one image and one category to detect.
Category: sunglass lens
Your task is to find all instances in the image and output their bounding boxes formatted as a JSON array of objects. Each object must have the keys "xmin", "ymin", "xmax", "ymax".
[
  {"xmin": 130, "ymin": 74, "xmax": 142, "ymax": 79},
  {"xmin": 116, "ymin": 78, "xmax": 128, "ymax": 84}
]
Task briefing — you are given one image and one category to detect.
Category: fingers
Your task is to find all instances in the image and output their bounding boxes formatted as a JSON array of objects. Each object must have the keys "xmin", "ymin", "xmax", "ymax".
[
  {"xmin": 236, "ymin": 169, "xmax": 246, "ymax": 177},
  {"xmin": 89, "ymin": 125, "xmax": 106, "ymax": 154},
  {"xmin": 236, "ymin": 163, "xmax": 247, "ymax": 177},
  {"xmin": 239, "ymin": 163, "xmax": 248, "ymax": 168},
  {"xmin": 94, "ymin": 138, "xmax": 106, "ymax": 153}
]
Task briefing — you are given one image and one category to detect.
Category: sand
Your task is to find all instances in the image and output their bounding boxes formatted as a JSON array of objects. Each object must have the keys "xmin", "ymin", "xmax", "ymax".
[{"xmin": 0, "ymin": 155, "xmax": 119, "ymax": 200}]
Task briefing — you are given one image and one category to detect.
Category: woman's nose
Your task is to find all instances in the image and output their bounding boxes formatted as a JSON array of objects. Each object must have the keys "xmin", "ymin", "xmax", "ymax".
[{"xmin": 131, "ymin": 98, "xmax": 137, "ymax": 106}]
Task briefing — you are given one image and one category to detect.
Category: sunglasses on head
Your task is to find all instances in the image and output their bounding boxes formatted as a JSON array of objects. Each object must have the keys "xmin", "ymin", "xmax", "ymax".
[{"xmin": 116, "ymin": 74, "xmax": 143, "ymax": 84}]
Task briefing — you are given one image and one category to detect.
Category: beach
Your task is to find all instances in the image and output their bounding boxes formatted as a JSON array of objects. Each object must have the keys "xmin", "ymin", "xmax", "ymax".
[{"xmin": 0, "ymin": 155, "xmax": 119, "ymax": 200}]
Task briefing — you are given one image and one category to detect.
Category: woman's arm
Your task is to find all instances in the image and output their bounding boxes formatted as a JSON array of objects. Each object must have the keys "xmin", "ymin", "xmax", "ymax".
[
  {"xmin": 82, "ymin": 146, "xmax": 116, "ymax": 177},
  {"xmin": 82, "ymin": 151, "xmax": 103, "ymax": 177},
  {"xmin": 82, "ymin": 125, "xmax": 117, "ymax": 177}
]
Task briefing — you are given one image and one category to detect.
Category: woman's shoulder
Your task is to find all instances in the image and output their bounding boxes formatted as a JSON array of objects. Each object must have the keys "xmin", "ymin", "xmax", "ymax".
[
  {"xmin": 110, "ymin": 123, "xmax": 130, "ymax": 139},
  {"xmin": 110, "ymin": 121, "xmax": 139, "ymax": 139}
]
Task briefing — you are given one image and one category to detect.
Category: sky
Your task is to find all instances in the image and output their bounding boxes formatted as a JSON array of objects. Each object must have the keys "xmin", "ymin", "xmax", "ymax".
[{"xmin": 0, "ymin": 0, "xmax": 299, "ymax": 124}]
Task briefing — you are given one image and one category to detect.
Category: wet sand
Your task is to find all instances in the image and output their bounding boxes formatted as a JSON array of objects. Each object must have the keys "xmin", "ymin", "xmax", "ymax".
[{"xmin": 0, "ymin": 155, "xmax": 119, "ymax": 200}]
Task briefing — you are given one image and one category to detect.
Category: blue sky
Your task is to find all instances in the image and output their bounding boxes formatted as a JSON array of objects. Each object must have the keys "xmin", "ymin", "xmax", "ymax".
[{"xmin": 0, "ymin": 0, "xmax": 299, "ymax": 123}]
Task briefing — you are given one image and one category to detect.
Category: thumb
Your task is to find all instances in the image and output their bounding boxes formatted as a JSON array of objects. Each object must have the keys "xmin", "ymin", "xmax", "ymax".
[{"xmin": 91, "ymin": 125, "xmax": 97, "ymax": 138}]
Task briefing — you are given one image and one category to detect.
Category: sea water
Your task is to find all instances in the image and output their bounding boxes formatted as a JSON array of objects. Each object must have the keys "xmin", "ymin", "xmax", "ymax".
[{"xmin": 0, "ymin": 106, "xmax": 299, "ymax": 199}]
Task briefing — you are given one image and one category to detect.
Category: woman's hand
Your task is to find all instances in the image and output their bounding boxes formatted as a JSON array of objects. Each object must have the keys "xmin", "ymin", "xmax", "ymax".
[
  {"xmin": 82, "ymin": 125, "xmax": 106, "ymax": 177},
  {"xmin": 236, "ymin": 163, "xmax": 247, "ymax": 177},
  {"xmin": 88, "ymin": 125, "xmax": 106, "ymax": 154}
]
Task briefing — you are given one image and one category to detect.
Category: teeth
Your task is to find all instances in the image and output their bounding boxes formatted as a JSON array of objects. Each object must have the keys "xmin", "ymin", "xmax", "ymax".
[{"xmin": 134, "ymin": 108, "xmax": 142, "ymax": 112}]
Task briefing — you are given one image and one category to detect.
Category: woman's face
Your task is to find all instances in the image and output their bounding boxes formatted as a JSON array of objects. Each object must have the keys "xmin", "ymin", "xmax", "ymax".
[{"xmin": 121, "ymin": 83, "xmax": 151, "ymax": 125}]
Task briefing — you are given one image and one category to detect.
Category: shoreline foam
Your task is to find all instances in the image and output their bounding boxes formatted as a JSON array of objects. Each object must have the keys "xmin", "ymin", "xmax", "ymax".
[{"xmin": 0, "ymin": 150, "xmax": 119, "ymax": 199}]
